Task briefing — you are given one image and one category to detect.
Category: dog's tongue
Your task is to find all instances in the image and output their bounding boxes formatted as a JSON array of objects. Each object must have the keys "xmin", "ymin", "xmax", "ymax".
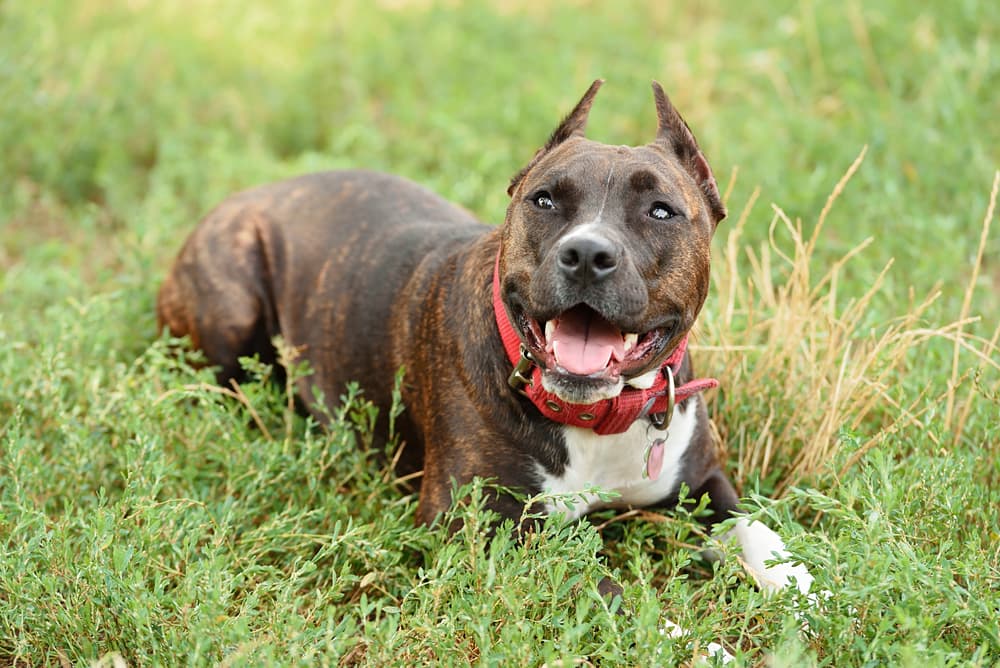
[{"xmin": 550, "ymin": 306, "xmax": 624, "ymax": 375}]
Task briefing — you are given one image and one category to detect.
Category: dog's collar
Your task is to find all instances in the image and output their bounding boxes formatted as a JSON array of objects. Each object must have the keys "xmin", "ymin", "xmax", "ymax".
[{"xmin": 492, "ymin": 251, "xmax": 718, "ymax": 436}]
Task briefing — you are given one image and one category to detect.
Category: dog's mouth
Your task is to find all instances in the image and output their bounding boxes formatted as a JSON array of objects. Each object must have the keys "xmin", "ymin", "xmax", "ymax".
[{"xmin": 515, "ymin": 303, "xmax": 672, "ymax": 382}]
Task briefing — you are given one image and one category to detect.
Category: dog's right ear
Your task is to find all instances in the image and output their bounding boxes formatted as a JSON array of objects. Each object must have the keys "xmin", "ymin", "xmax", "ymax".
[
  {"xmin": 508, "ymin": 79, "xmax": 604, "ymax": 196},
  {"xmin": 651, "ymin": 81, "xmax": 726, "ymax": 224}
]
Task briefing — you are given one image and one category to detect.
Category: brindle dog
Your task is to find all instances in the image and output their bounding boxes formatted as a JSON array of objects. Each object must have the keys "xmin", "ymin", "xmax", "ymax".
[{"xmin": 158, "ymin": 81, "xmax": 814, "ymax": 659}]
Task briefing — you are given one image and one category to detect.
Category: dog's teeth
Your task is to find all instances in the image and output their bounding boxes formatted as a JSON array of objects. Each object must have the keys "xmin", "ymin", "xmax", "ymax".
[
  {"xmin": 624, "ymin": 333, "xmax": 638, "ymax": 352},
  {"xmin": 545, "ymin": 320, "xmax": 555, "ymax": 342}
]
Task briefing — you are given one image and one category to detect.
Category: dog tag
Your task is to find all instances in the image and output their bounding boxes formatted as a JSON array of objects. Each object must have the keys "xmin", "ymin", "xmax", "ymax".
[{"xmin": 643, "ymin": 437, "xmax": 667, "ymax": 481}]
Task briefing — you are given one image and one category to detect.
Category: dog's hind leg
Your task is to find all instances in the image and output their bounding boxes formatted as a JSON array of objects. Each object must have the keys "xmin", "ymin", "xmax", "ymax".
[{"xmin": 156, "ymin": 207, "xmax": 278, "ymax": 386}]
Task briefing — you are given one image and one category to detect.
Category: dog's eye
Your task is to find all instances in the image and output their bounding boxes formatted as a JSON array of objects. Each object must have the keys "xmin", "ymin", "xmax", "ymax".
[
  {"xmin": 648, "ymin": 202, "xmax": 677, "ymax": 221},
  {"xmin": 532, "ymin": 191, "xmax": 555, "ymax": 210}
]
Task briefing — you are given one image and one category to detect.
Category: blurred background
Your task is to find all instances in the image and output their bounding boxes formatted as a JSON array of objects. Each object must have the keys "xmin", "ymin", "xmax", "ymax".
[{"xmin": 2, "ymin": 0, "xmax": 997, "ymax": 333}]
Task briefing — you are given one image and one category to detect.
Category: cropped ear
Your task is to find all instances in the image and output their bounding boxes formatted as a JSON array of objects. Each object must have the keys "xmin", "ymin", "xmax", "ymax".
[
  {"xmin": 508, "ymin": 79, "xmax": 604, "ymax": 196},
  {"xmin": 652, "ymin": 81, "xmax": 727, "ymax": 223}
]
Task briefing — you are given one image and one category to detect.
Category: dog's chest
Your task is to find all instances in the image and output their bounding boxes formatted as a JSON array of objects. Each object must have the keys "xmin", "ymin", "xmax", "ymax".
[{"xmin": 534, "ymin": 401, "xmax": 698, "ymax": 520}]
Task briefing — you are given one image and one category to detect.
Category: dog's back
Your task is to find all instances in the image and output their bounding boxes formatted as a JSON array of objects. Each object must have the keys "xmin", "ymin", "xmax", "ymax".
[{"xmin": 157, "ymin": 170, "xmax": 488, "ymax": 420}]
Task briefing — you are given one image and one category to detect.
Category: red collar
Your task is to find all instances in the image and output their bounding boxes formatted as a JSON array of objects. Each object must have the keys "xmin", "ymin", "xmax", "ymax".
[{"xmin": 493, "ymin": 251, "xmax": 718, "ymax": 435}]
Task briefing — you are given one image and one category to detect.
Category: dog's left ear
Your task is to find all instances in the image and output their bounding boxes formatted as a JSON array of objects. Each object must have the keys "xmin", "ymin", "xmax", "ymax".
[
  {"xmin": 652, "ymin": 81, "xmax": 727, "ymax": 224},
  {"xmin": 508, "ymin": 79, "xmax": 604, "ymax": 196}
]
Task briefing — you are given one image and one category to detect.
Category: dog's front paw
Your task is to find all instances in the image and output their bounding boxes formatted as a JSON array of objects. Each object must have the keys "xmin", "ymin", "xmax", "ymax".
[
  {"xmin": 730, "ymin": 517, "xmax": 814, "ymax": 595},
  {"xmin": 726, "ymin": 516, "xmax": 838, "ymax": 636}
]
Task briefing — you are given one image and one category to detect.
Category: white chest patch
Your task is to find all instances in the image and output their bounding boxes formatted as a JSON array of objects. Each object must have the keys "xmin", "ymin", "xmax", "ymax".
[{"xmin": 535, "ymin": 398, "xmax": 700, "ymax": 520}]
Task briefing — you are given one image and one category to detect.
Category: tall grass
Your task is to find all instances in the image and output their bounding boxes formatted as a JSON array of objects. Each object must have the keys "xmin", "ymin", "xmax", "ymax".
[{"xmin": 702, "ymin": 156, "xmax": 1000, "ymax": 493}]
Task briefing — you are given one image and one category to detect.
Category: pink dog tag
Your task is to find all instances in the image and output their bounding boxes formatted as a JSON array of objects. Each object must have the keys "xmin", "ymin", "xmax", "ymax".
[{"xmin": 644, "ymin": 438, "xmax": 666, "ymax": 481}]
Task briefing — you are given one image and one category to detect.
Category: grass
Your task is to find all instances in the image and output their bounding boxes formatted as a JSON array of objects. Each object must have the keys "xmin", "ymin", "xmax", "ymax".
[{"xmin": 1, "ymin": 0, "xmax": 998, "ymax": 665}]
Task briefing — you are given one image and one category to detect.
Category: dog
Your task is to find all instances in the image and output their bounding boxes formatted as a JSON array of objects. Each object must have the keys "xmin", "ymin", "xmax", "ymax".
[{"xmin": 157, "ymin": 80, "xmax": 814, "ymax": 658}]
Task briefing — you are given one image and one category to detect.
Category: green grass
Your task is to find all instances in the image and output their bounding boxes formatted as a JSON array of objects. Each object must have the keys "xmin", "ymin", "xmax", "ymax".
[{"xmin": 1, "ymin": 1, "xmax": 998, "ymax": 665}]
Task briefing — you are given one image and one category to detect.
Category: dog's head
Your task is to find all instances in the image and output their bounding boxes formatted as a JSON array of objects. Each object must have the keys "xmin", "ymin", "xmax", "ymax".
[{"xmin": 499, "ymin": 80, "xmax": 726, "ymax": 404}]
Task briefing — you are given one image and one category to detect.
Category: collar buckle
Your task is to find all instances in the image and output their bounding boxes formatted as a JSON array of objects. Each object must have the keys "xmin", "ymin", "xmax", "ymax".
[{"xmin": 507, "ymin": 344, "xmax": 537, "ymax": 396}]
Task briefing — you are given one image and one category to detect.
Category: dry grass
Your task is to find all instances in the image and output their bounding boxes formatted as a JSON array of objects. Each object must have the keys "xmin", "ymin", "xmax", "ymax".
[{"xmin": 700, "ymin": 152, "xmax": 1000, "ymax": 494}]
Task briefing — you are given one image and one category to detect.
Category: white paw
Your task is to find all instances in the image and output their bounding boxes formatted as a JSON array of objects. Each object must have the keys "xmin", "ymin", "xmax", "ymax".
[
  {"xmin": 724, "ymin": 516, "xmax": 835, "ymax": 634},
  {"xmin": 728, "ymin": 517, "xmax": 814, "ymax": 595}
]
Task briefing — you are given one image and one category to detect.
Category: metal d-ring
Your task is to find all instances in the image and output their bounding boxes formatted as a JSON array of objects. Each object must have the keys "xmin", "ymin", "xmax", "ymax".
[{"xmin": 648, "ymin": 365, "xmax": 675, "ymax": 431}]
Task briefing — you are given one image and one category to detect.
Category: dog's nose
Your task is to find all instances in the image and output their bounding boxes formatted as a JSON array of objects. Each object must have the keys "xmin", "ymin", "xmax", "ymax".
[{"xmin": 557, "ymin": 235, "xmax": 620, "ymax": 284}]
